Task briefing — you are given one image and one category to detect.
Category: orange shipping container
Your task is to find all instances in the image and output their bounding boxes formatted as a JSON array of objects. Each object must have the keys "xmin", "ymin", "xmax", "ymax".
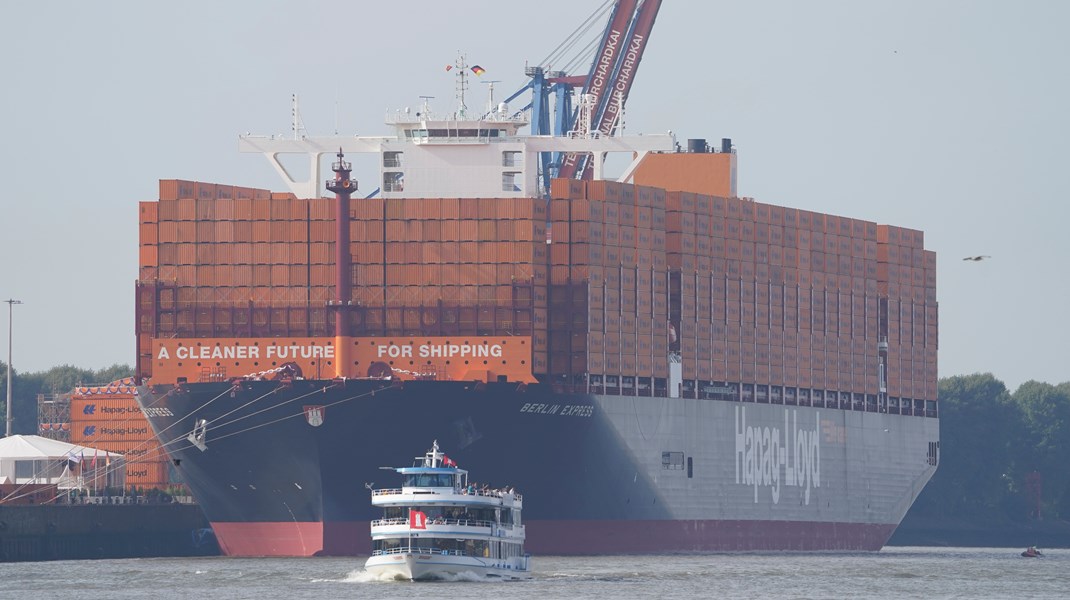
[{"xmin": 125, "ymin": 461, "xmax": 170, "ymax": 488}]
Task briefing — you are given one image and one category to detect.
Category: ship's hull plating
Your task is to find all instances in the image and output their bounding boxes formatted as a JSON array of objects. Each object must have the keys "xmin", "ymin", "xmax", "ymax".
[{"xmin": 138, "ymin": 379, "xmax": 938, "ymax": 556}]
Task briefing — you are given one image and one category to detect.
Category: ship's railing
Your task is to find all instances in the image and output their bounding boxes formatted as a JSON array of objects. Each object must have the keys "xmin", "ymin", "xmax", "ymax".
[
  {"xmin": 371, "ymin": 517, "xmax": 495, "ymax": 528},
  {"xmin": 372, "ymin": 487, "xmax": 523, "ymax": 502},
  {"xmin": 372, "ymin": 546, "xmax": 470, "ymax": 557},
  {"xmin": 463, "ymin": 488, "xmax": 523, "ymax": 502}
]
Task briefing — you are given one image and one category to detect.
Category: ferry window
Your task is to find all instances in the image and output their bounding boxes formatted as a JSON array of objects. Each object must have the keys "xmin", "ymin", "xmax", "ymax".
[
  {"xmin": 383, "ymin": 172, "xmax": 404, "ymax": 192},
  {"xmin": 502, "ymin": 151, "xmax": 522, "ymax": 167},
  {"xmin": 502, "ymin": 171, "xmax": 521, "ymax": 192},
  {"xmin": 662, "ymin": 451, "xmax": 685, "ymax": 470},
  {"xmin": 383, "ymin": 152, "xmax": 402, "ymax": 168},
  {"xmin": 742, "ymin": 384, "xmax": 754, "ymax": 403},
  {"xmin": 404, "ymin": 473, "xmax": 453, "ymax": 487},
  {"xmin": 687, "ymin": 456, "xmax": 693, "ymax": 479},
  {"xmin": 755, "ymin": 385, "xmax": 768, "ymax": 403}
]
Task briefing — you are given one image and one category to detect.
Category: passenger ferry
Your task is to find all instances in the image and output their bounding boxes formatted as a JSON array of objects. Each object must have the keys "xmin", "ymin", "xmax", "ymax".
[{"xmin": 364, "ymin": 441, "xmax": 531, "ymax": 580}]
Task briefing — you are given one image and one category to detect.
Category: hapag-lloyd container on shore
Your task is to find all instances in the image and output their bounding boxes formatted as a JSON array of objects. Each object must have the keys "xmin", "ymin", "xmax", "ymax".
[{"xmin": 66, "ymin": 383, "xmax": 172, "ymax": 489}]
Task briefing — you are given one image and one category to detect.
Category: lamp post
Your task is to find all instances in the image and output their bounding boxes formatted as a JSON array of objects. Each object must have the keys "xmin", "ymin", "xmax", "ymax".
[{"xmin": 5, "ymin": 299, "xmax": 21, "ymax": 437}]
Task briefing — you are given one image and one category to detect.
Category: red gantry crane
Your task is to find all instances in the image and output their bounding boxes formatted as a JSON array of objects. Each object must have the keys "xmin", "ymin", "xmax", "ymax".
[{"xmin": 557, "ymin": 0, "xmax": 662, "ymax": 181}]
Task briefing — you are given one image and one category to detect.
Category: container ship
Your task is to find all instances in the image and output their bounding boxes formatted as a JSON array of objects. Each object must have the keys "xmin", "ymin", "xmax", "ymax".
[{"xmin": 134, "ymin": 63, "xmax": 939, "ymax": 556}]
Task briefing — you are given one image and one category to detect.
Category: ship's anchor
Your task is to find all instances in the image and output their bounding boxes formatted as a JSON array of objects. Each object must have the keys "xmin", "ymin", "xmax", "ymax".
[{"xmin": 188, "ymin": 418, "xmax": 208, "ymax": 451}]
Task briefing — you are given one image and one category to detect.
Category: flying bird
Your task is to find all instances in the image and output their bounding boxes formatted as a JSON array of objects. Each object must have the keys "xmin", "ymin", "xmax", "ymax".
[{"xmin": 962, "ymin": 255, "xmax": 991, "ymax": 261}]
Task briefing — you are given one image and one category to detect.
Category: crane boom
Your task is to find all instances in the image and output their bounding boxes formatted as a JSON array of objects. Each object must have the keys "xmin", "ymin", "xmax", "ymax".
[
  {"xmin": 578, "ymin": 0, "xmax": 662, "ymax": 180},
  {"xmin": 557, "ymin": 0, "xmax": 639, "ymax": 181}
]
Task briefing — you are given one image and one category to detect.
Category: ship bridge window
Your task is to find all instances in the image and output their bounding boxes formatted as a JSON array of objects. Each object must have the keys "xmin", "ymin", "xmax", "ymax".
[
  {"xmin": 405, "ymin": 128, "xmax": 503, "ymax": 138},
  {"xmin": 383, "ymin": 172, "xmax": 404, "ymax": 192},
  {"xmin": 404, "ymin": 473, "xmax": 454, "ymax": 488},
  {"xmin": 383, "ymin": 152, "xmax": 402, "ymax": 168},
  {"xmin": 502, "ymin": 151, "xmax": 522, "ymax": 167},
  {"xmin": 502, "ymin": 172, "xmax": 521, "ymax": 192}
]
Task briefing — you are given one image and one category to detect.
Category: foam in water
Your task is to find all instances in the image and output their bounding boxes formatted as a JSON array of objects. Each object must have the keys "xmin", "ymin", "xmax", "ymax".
[{"xmin": 339, "ymin": 568, "xmax": 493, "ymax": 583}]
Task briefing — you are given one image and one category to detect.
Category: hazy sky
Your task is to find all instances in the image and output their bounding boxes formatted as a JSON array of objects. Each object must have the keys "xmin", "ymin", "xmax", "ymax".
[{"xmin": 1, "ymin": 1, "xmax": 1067, "ymax": 391}]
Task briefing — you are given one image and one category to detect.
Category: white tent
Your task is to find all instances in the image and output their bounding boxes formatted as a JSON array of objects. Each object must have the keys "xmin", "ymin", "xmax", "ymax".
[{"xmin": 0, "ymin": 434, "xmax": 126, "ymax": 490}]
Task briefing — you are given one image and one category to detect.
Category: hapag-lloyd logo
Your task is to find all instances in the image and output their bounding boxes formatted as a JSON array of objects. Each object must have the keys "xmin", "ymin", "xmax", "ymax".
[{"xmin": 735, "ymin": 407, "xmax": 821, "ymax": 505}]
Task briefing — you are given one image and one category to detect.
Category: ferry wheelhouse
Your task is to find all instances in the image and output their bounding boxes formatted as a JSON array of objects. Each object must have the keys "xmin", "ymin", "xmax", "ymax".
[{"xmin": 364, "ymin": 441, "xmax": 530, "ymax": 580}]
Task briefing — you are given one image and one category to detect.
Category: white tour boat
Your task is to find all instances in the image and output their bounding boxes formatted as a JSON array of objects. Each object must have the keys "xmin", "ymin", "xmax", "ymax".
[{"xmin": 364, "ymin": 441, "xmax": 531, "ymax": 580}]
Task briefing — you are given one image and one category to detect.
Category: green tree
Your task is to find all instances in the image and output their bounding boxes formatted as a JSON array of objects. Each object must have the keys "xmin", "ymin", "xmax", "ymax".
[
  {"xmin": 912, "ymin": 373, "xmax": 1024, "ymax": 519},
  {"xmin": 0, "ymin": 363, "xmax": 135, "ymax": 435},
  {"xmin": 1011, "ymin": 380, "xmax": 1070, "ymax": 519},
  {"xmin": 93, "ymin": 364, "xmax": 135, "ymax": 384}
]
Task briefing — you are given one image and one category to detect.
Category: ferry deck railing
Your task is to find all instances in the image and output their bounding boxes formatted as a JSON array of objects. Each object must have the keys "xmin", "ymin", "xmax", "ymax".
[
  {"xmin": 372, "ymin": 487, "xmax": 523, "ymax": 502},
  {"xmin": 371, "ymin": 517, "xmax": 496, "ymax": 528}
]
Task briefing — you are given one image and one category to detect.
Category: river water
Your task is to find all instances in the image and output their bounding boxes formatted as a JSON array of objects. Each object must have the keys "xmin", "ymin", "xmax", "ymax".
[{"xmin": 1, "ymin": 547, "xmax": 1065, "ymax": 599}]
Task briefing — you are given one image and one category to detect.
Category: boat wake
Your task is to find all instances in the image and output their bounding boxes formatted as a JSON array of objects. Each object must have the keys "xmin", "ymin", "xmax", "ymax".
[{"xmin": 340, "ymin": 568, "xmax": 494, "ymax": 583}]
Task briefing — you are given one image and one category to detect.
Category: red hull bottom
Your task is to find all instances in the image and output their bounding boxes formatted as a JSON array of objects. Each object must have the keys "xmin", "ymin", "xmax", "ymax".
[
  {"xmin": 210, "ymin": 522, "xmax": 325, "ymax": 557},
  {"xmin": 212, "ymin": 519, "xmax": 897, "ymax": 557}
]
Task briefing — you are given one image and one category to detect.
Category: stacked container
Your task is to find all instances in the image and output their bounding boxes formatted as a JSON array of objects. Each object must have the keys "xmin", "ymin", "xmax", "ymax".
[
  {"xmin": 877, "ymin": 225, "xmax": 938, "ymax": 413},
  {"xmin": 139, "ymin": 181, "xmax": 548, "ymax": 376},
  {"xmin": 548, "ymin": 179, "xmax": 670, "ymax": 395},
  {"xmin": 68, "ymin": 379, "xmax": 171, "ymax": 490},
  {"xmin": 139, "ymin": 175, "xmax": 936, "ymax": 414},
  {"xmin": 350, "ymin": 196, "xmax": 547, "ymax": 359}
]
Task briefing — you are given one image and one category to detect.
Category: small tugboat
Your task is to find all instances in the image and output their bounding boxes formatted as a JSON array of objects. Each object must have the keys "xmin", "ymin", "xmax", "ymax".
[
  {"xmin": 1021, "ymin": 546, "xmax": 1043, "ymax": 558},
  {"xmin": 364, "ymin": 441, "xmax": 531, "ymax": 580}
]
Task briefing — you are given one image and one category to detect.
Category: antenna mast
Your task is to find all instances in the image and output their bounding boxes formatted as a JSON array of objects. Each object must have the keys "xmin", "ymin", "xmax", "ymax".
[
  {"xmin": 452, "ymin": 53, "xmax": 469, "ymax": 118},
  {"xmin": 482, "ymin": 80, "xmax": 501, "ymax": 115},
  {"xmin": 292, "ymin": 94, "xmax": 307, "ymax": 140}
]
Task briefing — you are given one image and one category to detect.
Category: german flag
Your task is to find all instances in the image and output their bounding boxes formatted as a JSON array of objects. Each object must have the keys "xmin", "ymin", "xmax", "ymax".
[{"xmin": 471, "ymin": 65, "xmax": 486, "ymax": 76}]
